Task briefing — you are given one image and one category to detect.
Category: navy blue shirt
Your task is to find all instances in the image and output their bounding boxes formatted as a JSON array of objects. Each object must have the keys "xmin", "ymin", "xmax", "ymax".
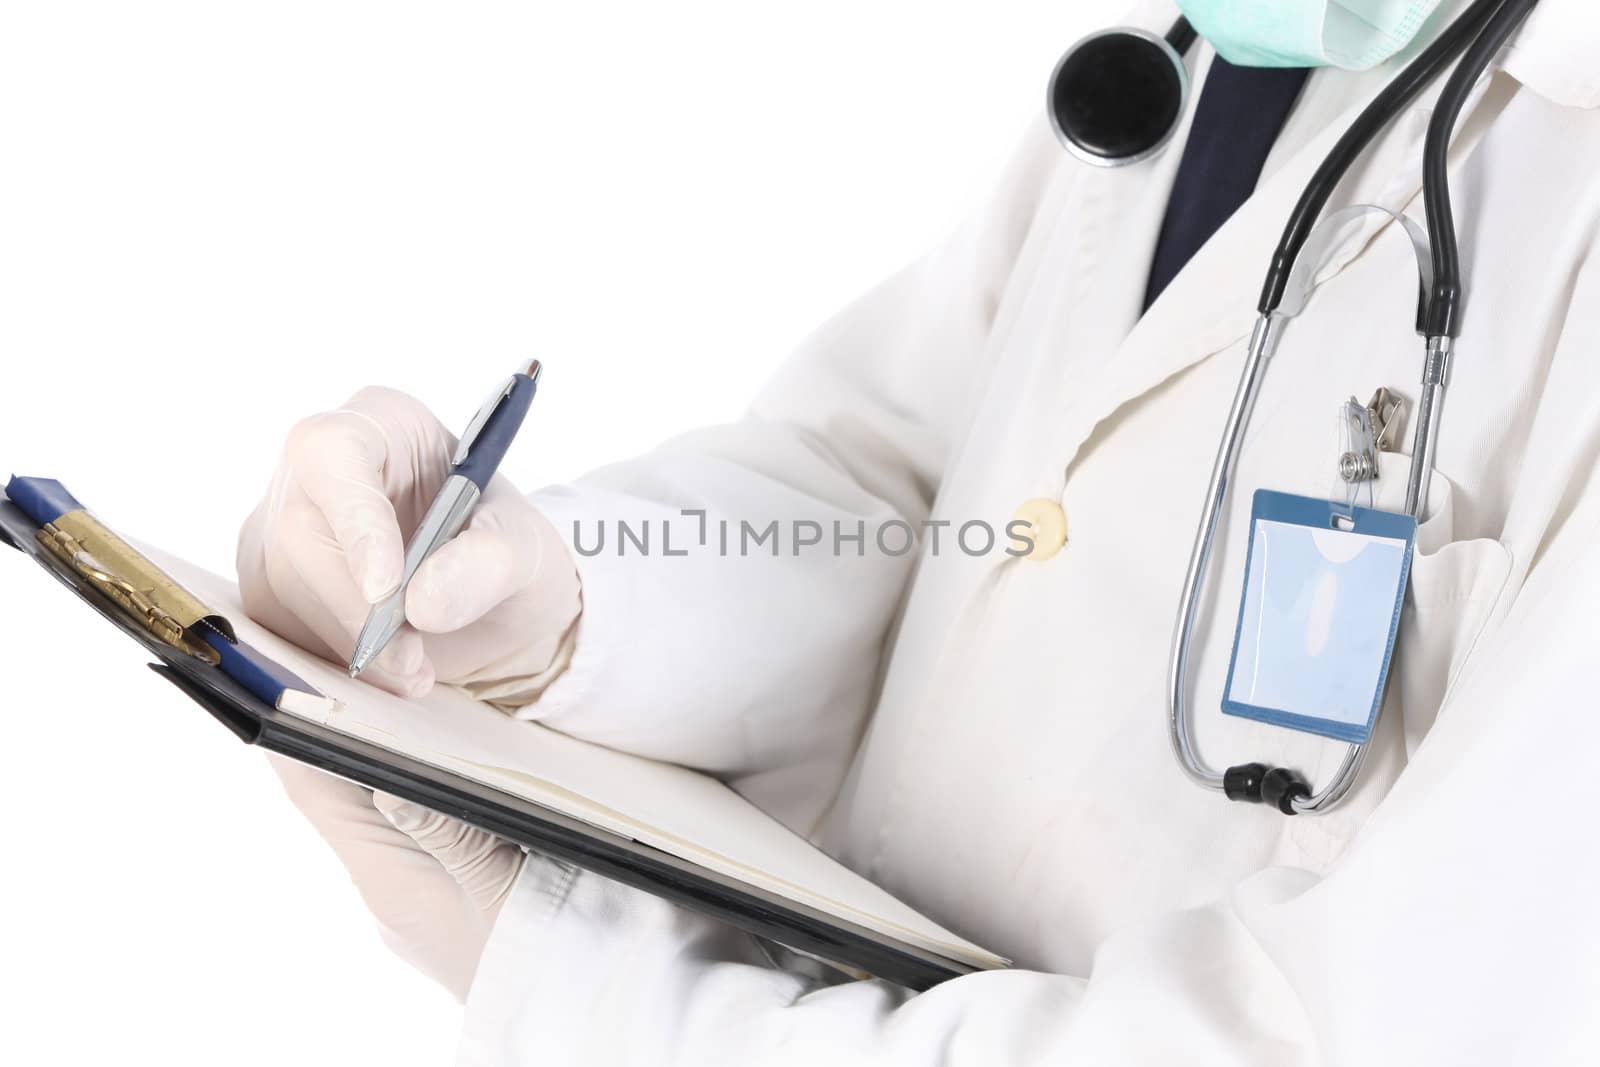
[{"xmin": 1143, "ymin": 57, "xmax": 1310, "ymax": 311}]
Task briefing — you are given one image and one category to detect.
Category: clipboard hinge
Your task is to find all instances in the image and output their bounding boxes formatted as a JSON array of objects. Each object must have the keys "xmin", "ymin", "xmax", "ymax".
[{"xmin": 38, "ymin": 522, "xmax": 222, "ymax": 665}]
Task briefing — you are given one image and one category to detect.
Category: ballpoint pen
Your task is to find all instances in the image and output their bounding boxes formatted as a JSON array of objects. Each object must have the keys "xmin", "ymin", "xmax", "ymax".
[{"xmin": 348, "ymin": 359, "xmax": 543, "ymax": 678}]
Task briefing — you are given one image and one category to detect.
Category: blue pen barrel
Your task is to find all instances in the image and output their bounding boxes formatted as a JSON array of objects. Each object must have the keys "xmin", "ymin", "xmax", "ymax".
[
  {"xmin": 452, "ymin": 371, "xmax": 538, "ymax": 489},
  {"xmin": 6, "ymin": 476, "xmax": 86, "ymax": 526}
]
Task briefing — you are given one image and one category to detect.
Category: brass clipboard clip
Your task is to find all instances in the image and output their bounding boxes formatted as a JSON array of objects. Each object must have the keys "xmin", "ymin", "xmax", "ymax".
[{"xmin": 36, "ymin": 516, "xmax": 230, "ymax": 665}]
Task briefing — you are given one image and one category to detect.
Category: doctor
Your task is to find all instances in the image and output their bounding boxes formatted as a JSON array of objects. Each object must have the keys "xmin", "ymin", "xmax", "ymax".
[{"xmin": 240, "ymin": 0, "xmax": 1600, "ymax": 1062}]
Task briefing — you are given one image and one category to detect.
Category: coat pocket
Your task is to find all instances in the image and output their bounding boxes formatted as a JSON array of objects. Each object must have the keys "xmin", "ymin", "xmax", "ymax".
[
  {"xmin": 1364, "ymin": 463, "xmax": 1515, "ymax": 752},
  {"xmin": 1393, "ymin": 531, "xmax": 1514, "ymax": 756}
]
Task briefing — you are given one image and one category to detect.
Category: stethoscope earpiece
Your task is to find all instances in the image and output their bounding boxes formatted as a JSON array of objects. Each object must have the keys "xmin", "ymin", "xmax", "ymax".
[{"xmin": 1047, "ymin": 19, "xmax": 1196, "ymax": 167}]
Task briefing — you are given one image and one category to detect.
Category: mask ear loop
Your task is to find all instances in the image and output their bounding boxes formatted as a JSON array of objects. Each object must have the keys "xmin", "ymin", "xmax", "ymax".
[{"xmin": 1167, "ymin": 205, "xmax": 1433, "ymax": 815}]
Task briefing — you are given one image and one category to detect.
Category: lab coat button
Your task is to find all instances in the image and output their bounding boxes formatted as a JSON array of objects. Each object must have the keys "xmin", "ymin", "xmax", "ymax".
[{"xmin": 1012, "ymin": 498, "xmax": 1068, "ymax": 560}]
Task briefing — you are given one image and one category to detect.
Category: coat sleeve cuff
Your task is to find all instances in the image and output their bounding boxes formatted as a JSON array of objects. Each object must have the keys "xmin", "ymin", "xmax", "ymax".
[
  {"xmin": 457, "ymin": 853, "xmax": 792, "ymax": 1066},
  {"xmin": 458, "ymin": 852, "xmax": 583, "ymax": 1067},
  {"xmin": 509, "ymin": 485, "xmax": 638, "ymax": 734}
]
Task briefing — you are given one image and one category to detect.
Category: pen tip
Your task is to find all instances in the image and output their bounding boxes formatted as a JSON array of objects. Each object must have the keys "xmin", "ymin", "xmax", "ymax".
[
  {"xmin": 347, "ymin": 663, "xmax": 362, "ymax": 679},
  {"xmin": 524, "ymin": 359, "xmax": 542, "ymax": 382}
]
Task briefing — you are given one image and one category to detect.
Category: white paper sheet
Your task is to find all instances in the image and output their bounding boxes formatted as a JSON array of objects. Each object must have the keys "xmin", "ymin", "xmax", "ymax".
[{"xmin": 160, "ymin": 551, "xmax": 1005, "ymax": 971}]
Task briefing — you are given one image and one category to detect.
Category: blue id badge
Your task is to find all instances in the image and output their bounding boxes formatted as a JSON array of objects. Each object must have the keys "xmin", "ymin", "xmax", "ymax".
[{"xmin": 1221, "ymin": 490, "xmax": 1417, "ymax": 744}]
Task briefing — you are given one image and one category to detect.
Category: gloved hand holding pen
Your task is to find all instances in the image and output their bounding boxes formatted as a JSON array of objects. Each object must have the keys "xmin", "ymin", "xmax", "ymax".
[
  {"xmin": 236, "ymin": 385, "xmax": 582, "ymax": 702},
  {"xmin": 238, "ymin": 384, "xmax": 578, "ymax": 998}
]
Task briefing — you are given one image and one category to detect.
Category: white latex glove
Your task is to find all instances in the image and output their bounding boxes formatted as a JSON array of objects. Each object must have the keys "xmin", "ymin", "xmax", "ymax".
[
  {"xmin": 270, "ymin": 755, "xmax": 525, "ymax": 1000},
  {"xmin": 238, "ymin": 385, "xmax": 582, "ymax": 702}
]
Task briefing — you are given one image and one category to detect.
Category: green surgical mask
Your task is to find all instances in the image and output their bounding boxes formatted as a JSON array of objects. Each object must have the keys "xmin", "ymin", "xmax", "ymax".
[{"xmin": 1176, "ymin": 0, "xmax": 1446, "ymax": 69}]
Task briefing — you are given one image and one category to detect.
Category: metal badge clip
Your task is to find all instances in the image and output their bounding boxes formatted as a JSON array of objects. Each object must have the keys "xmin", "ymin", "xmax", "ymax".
[{"xmin": 1339, "ymin": 388, "xmax": 1406, "ymax": 484}]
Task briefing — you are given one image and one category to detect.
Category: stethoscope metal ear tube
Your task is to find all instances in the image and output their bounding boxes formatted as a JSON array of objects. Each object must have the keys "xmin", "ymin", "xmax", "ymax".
[
  {"xmin": 1166, "ymin": 309, "xmax": 1441, "ymax": 815},
  {"xmin": 1165, "ymin": 311, "xmax": 1283, "ymax": 795},
  {"xmin": 1165, "ymin": 305, "xmax": 1414, "ymax": 814},
  {"xmin": 1405, "ymin": 337, "xmax": 1452, "ymax": 517},
  {"xmin": 1169, "ymin": 201, "xmax": 1436, "ymax": 810},
  {"xmin": 1161, "ymin": 307, "xmax": 1378, "ymax": 815}
]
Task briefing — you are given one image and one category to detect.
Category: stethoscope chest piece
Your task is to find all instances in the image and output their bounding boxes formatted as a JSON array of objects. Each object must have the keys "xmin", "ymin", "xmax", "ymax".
[{"xmin": 1047, "ymin": 24, "xmax": 1193, "ymax": 167}]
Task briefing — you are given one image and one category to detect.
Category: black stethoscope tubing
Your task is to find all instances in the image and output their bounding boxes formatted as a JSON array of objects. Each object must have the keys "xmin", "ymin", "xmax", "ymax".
[{"xmin": 1264, "ymin": 0, "xmax": 1533, "ymax": 336}]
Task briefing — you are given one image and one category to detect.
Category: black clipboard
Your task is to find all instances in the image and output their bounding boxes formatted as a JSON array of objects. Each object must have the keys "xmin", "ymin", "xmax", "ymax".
[{"xmin": 0, "ymin": 499, "xmax": 973, "ymax": 991}]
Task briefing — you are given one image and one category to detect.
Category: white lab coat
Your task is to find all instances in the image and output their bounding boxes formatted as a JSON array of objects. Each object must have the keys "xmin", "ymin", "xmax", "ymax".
[{"xmin": 459, "ymin": 1, "xmax": 1600, "ymax": 1062}]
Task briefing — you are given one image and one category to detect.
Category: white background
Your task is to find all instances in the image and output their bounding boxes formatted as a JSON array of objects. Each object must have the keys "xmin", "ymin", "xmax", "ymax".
[{"xmin": 0, "ymin": 2, "xmax": 1116, "ymax": 1062}]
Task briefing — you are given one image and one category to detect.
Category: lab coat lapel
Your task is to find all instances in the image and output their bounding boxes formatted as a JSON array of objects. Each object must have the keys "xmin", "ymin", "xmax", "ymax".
[{"xmin": 1053, "ymin": 77, "xmax": 1447, "ymax": 478}]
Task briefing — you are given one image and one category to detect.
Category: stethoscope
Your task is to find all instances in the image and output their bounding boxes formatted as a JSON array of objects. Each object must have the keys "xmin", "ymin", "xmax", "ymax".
[{"xmin": 1047, "ymin": 0, "xmax": 1539, "ymax": 815}]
